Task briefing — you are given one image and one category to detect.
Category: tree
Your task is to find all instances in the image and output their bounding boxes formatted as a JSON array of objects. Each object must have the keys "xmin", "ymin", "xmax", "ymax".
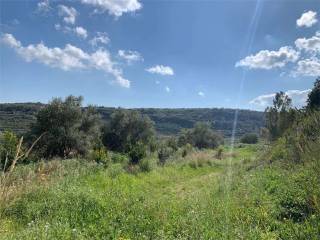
[
  {"xmin": 178, "ymin": 122, "xmax": 223, "ymax": 149},
  {"xmin": 102, "ymin": 109, "xmax": 155, "ymax": 155},
  {"xmin": 240, "ymin": 133, "xmax": 258, "ymax": 144},
  {"xmin": 265, "ymin": 91, "xmax": 295, "ymax": 140},
  {"xmin": 307, "ymin": 77, "xmax": 320, "ymax": 110},
  {"xmin": 29, "ymin": 96, "xmax": 101, "ymax": 158}
]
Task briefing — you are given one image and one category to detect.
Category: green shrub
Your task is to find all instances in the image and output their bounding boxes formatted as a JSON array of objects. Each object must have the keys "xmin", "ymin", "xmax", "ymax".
[
  {"xmin": 157, "ymin": 146, "xmax": 174, "ymax": 165},
  {"xmin": 128, "ymin": 142, "xmax": 147, "ymax": 164},
  {"xmin": 110, "ymin": 152, "xmax": 129, "ymax": 164},
  {"xmin": 0, "ymin": 130, "xmax": 19, "ymax": 171},
  {"xmin": 215, "ymin": 146, "xmax": 224, "ymax": 159},
  {"xmin": 138, "ymin": 158, "xmax": 155, "ymax": 172},
  {"xmin": 240, "ymin": 133, "xmax": 258, "ymax": 144},
  {"xmin": 181, "ymin": 143, "xmax": 193, "ymax": 158},
  {"xmin": 178, "ymin": 122, "xmax": 223, "ymax": 149},
  {"xmin": 90, "ymin": 148, "xmax": 109, "ymax": 166},
  {"xmin": 107, "ymin": 163, "xmax": 124, "ymax": 178}
]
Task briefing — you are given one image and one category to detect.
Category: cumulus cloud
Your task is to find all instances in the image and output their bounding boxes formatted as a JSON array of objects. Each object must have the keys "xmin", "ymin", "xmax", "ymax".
[
  {"xmin": 250, "ymin": 89, "xmax": 311, "ymax": 108},
  {"xmin": 295, "ymin": 32, "xmax": 320, "ymax": 54},
  {"xmin": 236, "ymin": 46, "xmax": 299, "ymax": 70},
  {"xmin": 118, "ymin": 50, "xmax": 143, "ymax": 64},
  {"xmin": 89, "ymin": 32, "xmax": 110, "ymax": 47},
  {"xmin": 58, "ymin": 5, "xmax": 78, "ymax": 24},
  {"xmin": 1, "ymin": 33, "xmax": 130, "ymax": 88},
  {"xmin": 165, "ymin": 86, "xmax": 170, "ymax": 92},
  {"xmin": 81, "ymin": 0, "xmax": 142, "ymax": 17},
  {"xmin": 74, "ymin": 26, "xmax": 88, "ymax": 39},
  {"xmin": 296, "ymin": 11, "xmax": 318, "ymax": 28},
  {"xmin": 198, "ymin": 91, "xmax": 205, "ymax": 97},
  {"xmin": 146, "ymin": 65, "xmax": 174, "ymax": 75},
  {"xmin": 293, "ymin": 58, "xmax": 320, "ymax": 77}
]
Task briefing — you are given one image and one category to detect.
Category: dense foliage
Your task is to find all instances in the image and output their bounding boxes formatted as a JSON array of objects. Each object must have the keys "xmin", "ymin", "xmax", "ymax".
[
  {"xmin": 0, "ymin": 131, "xmax": 18, "ymax": 171},
  {"xmin": 307, "ymin": 77, "xmax": 320, "ymax": 110},
  {"xmin": 29, "ymin": 96, "xmax": 101, "ymax": 158},
  {"xmin": 265, "ymin": 91, "xmax": 296, "ymax": 140},
  {"xmin": 178, "ymin": 122, "xmax": 223, "ymax": 149},
  {"xmin": 102, "ymin": 109, "xmax": 155, "ymax": 163},
  {"xmin": 240, "ymin": 133, "xmax": 258, "ymax": 144},
  {"xmin": 0, "ymin": 104, "xmax": 264, "ymax": 137}
]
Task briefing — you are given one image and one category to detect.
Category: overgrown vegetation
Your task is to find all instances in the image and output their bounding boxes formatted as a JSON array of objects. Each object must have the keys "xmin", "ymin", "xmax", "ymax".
[{"xmin": 0, "ymin": 79, "xmax": 319, "ymax": 239}]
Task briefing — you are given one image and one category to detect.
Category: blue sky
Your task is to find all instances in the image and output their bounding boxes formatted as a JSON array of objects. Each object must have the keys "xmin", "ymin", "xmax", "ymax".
[{"xmin": 0, "ymin": 0, "xmax": 319, "ymax": 110}]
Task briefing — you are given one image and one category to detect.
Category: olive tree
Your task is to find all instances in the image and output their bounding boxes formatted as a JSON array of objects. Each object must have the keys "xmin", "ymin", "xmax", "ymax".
[{"xmin": 29, "ymin": 95, "xmax": 101, "ymax": 158}]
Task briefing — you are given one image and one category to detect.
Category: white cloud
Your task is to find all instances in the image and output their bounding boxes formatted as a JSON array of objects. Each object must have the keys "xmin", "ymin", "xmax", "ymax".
[
  {"xmin": 37, "ymin": 0, "xmax": 51, "ymax": 14},
  {"xmin": 74, "ymin": 26, "xmax": 88, "ymax": 39},
  {"xmin": 118, "ymin": 50, "xmax": 143, "ymax": 64},
  {"xmin": 1, "ymin": 33, "xmax": 21, "ymax": 48},
  {"xmin": 58, "ymin": 5, "xmax": 78, "ymax": 25},
  {"xmin": 165, "ymin": 86, "xmax": 170, "ymax": 92},
  {"xmin": 250, "ymin": 89, "xmax": 311, "ymax": 108},
  {"xmin": 89, "ymin": 32, "xmax": 110, "ymax": 47},
  {"xmin": 146, "ymin": 65, "xmax": 174, "ymax": 75},
  {"xmin": 1, "ymin": 33, "xmax": 130, "ymax": 88},
  {"xmin": 55, "ymin": 24, "xmax": 88, "ymax": 39},
  {"xmin": 296, "ymin": 11, "xmax": 318, "ymax": 28},
  {"xmin": 81, "ymin": 0, "xmax": 142, "ymax": 17},
  {"xmin": 295, "ymin": 32, "xmax": 320, "ymax": 54},
  {"xmin": 198, "ymin": 91, "xmax": 205, "ymax": 97},
  {"xmin": 236, "ymin": 46, "xmax": 300, "ymax": 70},
  {"xmin": 293, "ymin": 58, "xmax": 320, "ymax": 77}
]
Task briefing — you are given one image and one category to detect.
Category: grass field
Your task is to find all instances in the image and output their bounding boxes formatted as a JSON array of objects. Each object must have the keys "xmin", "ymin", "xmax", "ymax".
[{"xmin": 0, "ymin": 144, "xmax": 319, "ymax": 239}]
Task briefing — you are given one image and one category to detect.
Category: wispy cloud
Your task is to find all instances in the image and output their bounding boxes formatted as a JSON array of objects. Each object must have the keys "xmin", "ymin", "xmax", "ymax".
[
  {"xmin": 165, "ymin": 86, "xmax": 170, "ymax": 92},
  {"xmin": 250, "ymin": 89, "xmax": 311, "ymax": 109},
  {"xmin": 55, "ymin": 24, "xmax": 88, "ymax": 39},
  {"xmin": 37, "ymin": 0, "xmax": 51, "ymax": 14},
  {"xmin": 146, "ymin": 65, "xmax": 174, "ymax": 75},
  {"xmin": 89, "ymin": 32, "xmax": 110, "ymax": 47},
  {"xmin": 118, "ymin": 50, "xmax": 143, "ymax": 64},
  {"xmin": 198, "ymin": 91, "xmax": 205, "ymax": 97},
  {"xmin": 1, "ymin": 33, "xmax": 130, "ymax": 88},
  {"xmin": 58, "ymin": 5, "xmax": 78, "ymax": 25}
]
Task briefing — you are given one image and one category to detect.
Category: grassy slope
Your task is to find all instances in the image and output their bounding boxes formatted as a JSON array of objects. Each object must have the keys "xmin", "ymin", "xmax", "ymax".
[{"xmin": 0, "ymin": 145, "xmax": 319, "ymax": 239}]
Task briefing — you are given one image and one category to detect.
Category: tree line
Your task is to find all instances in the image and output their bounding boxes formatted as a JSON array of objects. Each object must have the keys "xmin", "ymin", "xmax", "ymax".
[{"xmin": 0, "ymin": 96, "xmax": 225, "ymax": 171}]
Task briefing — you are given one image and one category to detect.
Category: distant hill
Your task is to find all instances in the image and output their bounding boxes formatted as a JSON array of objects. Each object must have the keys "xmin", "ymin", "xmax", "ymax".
[{"xmin": 0, "ymin": 103, "xmax": 265, "ymax": 137}]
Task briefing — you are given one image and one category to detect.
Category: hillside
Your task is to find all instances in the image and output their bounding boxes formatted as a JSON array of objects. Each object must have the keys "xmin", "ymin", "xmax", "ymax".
[{"xmin": 0, "ymin": 103, "xmax": 264, "ymax": 137}]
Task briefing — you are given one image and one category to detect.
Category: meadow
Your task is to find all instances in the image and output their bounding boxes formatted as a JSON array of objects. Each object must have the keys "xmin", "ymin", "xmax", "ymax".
[{"xmin": 1, "ymin": 143, "xmax": 319, "ymax": 239}]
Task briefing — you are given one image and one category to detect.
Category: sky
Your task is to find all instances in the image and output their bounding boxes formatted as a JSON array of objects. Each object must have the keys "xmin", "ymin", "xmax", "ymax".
[{"xmin": 0, "ymin": 0, "xmax": 319, "ymax": 110}]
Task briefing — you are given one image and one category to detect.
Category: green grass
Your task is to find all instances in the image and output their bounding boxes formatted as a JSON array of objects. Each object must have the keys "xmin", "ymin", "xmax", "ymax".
[{"xmin": 0, "ymin": 144, "xmax": 319, "ymax": 239}]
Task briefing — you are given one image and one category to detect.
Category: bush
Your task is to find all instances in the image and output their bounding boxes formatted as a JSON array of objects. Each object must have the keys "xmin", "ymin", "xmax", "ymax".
[
  {"xmin": 215, "ymin": 146, "xmax": 224, "ymax": 159},
  {"xmin": 90, "ymin": 148, "xmax": 109, "ymax": 166},
  {"xmin": 0, "ymin": 131, "xmax": 19, "ymax": 171},
  {"xmin": 158, "ymin": 146, "xmax": 174, "ymax": 165},
  {"xmin": 181, "ymin": 143, "xmax": 193, "ymax": 158},
  {"xmin": 178, "ymin": 122, "xmax": 223, "ymax": 149},
  {"xmin": 240, "ymin": 133, "xmax": 258, "ymax": 144},
  {"xmin": 110, "ymin": 152, "xmax": 129, "ymax": 164},
  {"xmin": 102, "ymin": 109, "xmax": 155, "ymax": 154},
  {"xmin": 128, "ymin": 142, "xmax": 147, "ymax": 164},
  {"xmin": 138, "ymin": 158, "xmax": 155, "ymax": 172}
]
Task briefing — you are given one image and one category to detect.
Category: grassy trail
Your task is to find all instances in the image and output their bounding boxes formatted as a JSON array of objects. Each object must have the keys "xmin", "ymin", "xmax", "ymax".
[{"xmin": 1, "ymin": 145, "xmax": 319, "ymax": 239}]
